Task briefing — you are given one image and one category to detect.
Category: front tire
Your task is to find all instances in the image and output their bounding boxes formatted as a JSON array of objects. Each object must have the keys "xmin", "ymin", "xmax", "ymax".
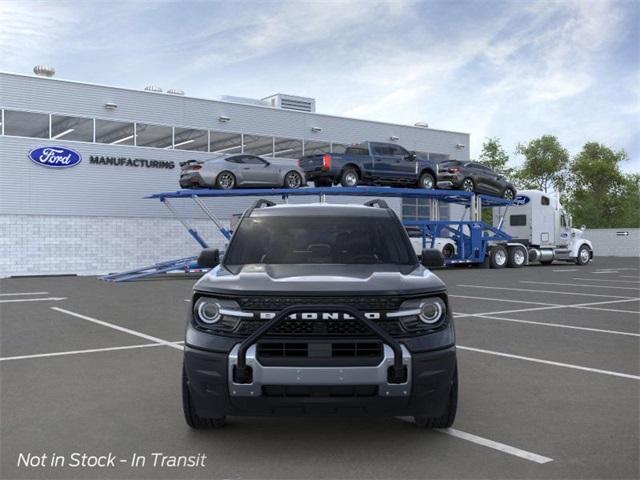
[
  {"xmin": 576, "ymin": 245, "xmax": 591, "ymax": 265},
  {"xmin": 216, "ymin": 171, "xmax": 236, "ymax": 189},
  {"xmin": 340, "ymin": 168, "xmax": 359, "ymax": 187},
  {"xmin": 442, "ymin": 243, "xmax": 455, "ymax": 259},
  {"xmin": 182, "ymin": 365, "xmax": 225, "ymax": 430},
  {"xmin": 284, "ymin": 171, "xmax": 303, "ymax": 189},
  {"xmin": 414, "ymin": 366, "xmax": 458, "ymax": 428},
  {"xmin": 418, "ymin": 172, "xmax": 435, "ymax": 190}
]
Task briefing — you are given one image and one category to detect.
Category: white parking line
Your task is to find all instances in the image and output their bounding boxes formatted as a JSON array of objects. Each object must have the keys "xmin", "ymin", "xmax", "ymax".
[
  {"xmin": 454, "ymin": 298, "xmax": 640, "ymax": 318},
  {"xmin": 459, "ymin": 314, "xmax": 639, "ymax": 337},
  {"xmin": 0, "ymin": 342, "xmax": 185, "ymax": 362},
  {"xmin": 552, "ymin": 269, "xmax": 579, "ymax": 272},
  {"xmin": 437, "ymin": 428, "xmax": 553, "ymax": 464},
  {"xmin": 572, "ymin": 278, "xmax": 640, "ymax": 284},
  {"xmin": 0, "ymin": 297, "xmax": 67, "ymax": 304},
  {"xmin": 51, "ymin": 307, "xmax": 184, "ymax": 351},
  {"xmin": 449, "ymin": 294, "xmax": 562, "ymax": 307},
  {"xmin": 456, "ymin": 284, "xmax": 636, "ymax": 299},
  {"xmin": 457, "ymin": 346, "xmax": 640, "ymax": 380},
  {"xmin": 521, "ymin": 281, "xmax": 639, "ymax": 291},
  {"xmin": 620, "ymin": 275, "xmax": 640, "ymax": 279},
  {"xmin": 0, "ymin": 291, "xmax": 49, "ymax": 296}
]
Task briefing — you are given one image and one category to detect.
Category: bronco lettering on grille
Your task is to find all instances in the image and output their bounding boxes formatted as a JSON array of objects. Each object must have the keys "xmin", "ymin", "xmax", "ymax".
[{"xmin": 257, "ymin": 312, "xmax": 381, "ymax": 320}]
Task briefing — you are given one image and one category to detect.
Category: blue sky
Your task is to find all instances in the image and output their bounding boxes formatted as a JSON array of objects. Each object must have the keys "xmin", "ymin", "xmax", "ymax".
[{"xmin": 1, "ymin": 0, "xmax": 638, "ymax": 172}]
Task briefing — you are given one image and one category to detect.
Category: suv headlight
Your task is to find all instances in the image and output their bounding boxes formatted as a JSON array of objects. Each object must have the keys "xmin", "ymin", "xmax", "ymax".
[
  {"xmin": 193, "ymin": 296, "xmax": 248, "ymax": 332},
  {"xmin": 195, "ymin": 297, "xmax": 222, "ymax": 324},
  {"xmin": 418, "ymin": 297, "xmax": 446, "ymax": 324},
  {"xmin": 395, "ymin": 296, "xmax": 447, "ymax": 331}
]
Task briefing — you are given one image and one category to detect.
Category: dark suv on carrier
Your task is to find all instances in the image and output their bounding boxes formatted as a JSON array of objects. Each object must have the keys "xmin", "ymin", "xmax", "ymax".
[{"xmin": 182, "ymin": 199, "xmax": 457, "ymax": 429}]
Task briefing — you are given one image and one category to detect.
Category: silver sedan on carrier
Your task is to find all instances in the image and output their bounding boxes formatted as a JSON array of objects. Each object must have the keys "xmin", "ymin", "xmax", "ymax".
[{"xmin": 179, "ymin": 154, "xmax": 306, "ymax": 189}]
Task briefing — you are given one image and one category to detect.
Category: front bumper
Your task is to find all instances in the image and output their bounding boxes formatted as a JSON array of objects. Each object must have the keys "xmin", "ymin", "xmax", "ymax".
[{"xmin": 184, "ymin": 343, "xmax": 455, "ymax": 417}]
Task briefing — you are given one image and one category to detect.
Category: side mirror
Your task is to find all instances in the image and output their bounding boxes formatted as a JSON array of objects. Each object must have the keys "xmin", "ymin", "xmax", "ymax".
[
  {"xmin": 421, "ymin": 248, "xmax": 445, "ymax": 268},
  {"xmin": 407, "ymin": 151, "xmax": 417, "ymax": 161},
  {"xmin": 197, "ymin": 248, "xmax": 220, "ymax": 269},
  {"xmin": 581, "ymin": 225, "xmax": 586, "ymax": 231}
]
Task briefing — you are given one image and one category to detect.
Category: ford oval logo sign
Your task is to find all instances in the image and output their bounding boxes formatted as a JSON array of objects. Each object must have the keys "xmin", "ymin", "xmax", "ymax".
[
  {"xmin": 513, "ymin": 195, "xmax": 530, "ymax": 206},
  {"xmin": 28, "ymin": 146, "xmax": 82, "ymax": 168}
]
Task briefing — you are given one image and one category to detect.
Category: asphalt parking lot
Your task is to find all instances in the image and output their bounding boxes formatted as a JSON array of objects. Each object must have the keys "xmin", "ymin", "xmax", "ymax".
[{"xmin": 1, "ymin": 257, "xmax": 638, "ymax": 479}]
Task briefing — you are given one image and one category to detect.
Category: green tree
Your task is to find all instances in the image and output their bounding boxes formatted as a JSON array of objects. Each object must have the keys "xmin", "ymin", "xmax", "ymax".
[
  {"xmin": 515, "ymin": 135, "xmax": 569, "ymax": 193},
  {"xmin": 479, "ymin": 137, "xmax": 513, "ymax": 176},
  {"xmin": 565, "ymin": 142, "xmax": 638, "ymax": 228}
]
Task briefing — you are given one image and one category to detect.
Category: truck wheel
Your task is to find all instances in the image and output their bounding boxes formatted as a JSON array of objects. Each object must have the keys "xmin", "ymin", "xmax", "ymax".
[
  {"xmin": 507, "ymin": 246, "xmax": 526, "ymax": 268},
  {"xmin": 576, "ymin": 245, "xmax": 591, "ymax": 265},
  {"xmin": 414, "ymin": 366, "xmax": 457, "ymax": 428},
  {"xmin": 216, "ymin": 171, "xmax": 236, "ymax": 189},
  {"xmin": 340, "ymin": 168, "xmax": 359, "ymax": 187},
  {"xmin": 490, "ymin": 245, "xmax": 508, "ymax": 269},
  {"xmin": 418, "ymin": 172, "xmax": 435, "ymax": 190},
  {"xmin": 182, "ymin": 365, "xmax": 225, "ymax": 429}
]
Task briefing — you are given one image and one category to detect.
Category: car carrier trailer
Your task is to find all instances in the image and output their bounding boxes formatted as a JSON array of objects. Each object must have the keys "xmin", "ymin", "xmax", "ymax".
[{"xmin": 100, "ymin": 186, "xmax": 593, "ymax": 282}]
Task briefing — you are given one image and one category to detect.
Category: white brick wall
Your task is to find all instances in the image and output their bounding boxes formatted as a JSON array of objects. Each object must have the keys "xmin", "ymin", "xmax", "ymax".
[
  {"xmin": 584, "ymin": 228, "xmax": 640, "ymax": 257},
  {"xmin": 0, "ymin": 215, "xmax": 229, "ymax": 277}
]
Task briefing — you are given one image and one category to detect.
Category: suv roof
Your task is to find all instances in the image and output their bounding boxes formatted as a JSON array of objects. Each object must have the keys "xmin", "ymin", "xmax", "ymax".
[{"xmin": 249, "ymin": 203, "xmax": 394, "ymax": 218}]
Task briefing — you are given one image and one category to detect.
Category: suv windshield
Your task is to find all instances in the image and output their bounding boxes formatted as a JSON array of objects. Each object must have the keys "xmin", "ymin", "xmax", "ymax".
[{"xmin": 224, "ymin": 215, "xmax": 417, "ymax": 268}]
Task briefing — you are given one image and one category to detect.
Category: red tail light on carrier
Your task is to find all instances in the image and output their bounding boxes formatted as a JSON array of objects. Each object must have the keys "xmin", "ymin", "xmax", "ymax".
[
  {"xmin": 322, "ymin": 154, "xmax": 332, "ymax": 171},
  {"xmin": 192, "ymin": 165, "xmax": 202, "ymax": 170},
  {"xmin": 447, "ymin": 167, "xmax": 460, "ymax": 173}
]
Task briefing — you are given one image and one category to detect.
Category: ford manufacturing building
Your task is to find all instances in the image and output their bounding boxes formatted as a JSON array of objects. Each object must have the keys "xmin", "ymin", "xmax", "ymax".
[{"xmin": 0, "ymin": 69, "xmax": 470, "ymax": 278}]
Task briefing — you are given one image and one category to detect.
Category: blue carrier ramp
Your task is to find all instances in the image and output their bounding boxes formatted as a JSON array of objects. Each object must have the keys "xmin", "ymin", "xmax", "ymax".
[{"xmin": 102, "ymin": 186, "xmax": 512, "ymax": 281}]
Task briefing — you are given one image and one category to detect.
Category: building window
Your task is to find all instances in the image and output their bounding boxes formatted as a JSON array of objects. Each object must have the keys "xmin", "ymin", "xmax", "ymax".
[
  {"xmin": 3, "ymin": 110, "xmax": 49, "ymax": 138},
  {"xmin": 95, "ymin": 119, "xmax": 135, "ymax": 145},
  {"xmin": 135, "ymin": 123, "xmax": 173, "ymax": 148},
  {"xmin": 273, "ymin": 137, "xmax": 303, "ymax": 159},
  {"xmin": 173, "ymin": 127, "xmax": 208, "ymax": 151},
  {"xmin": 51, "ymin": 114, "xmax": 93, "ymax": 142},
  {"xmin": 243, "ymin": 134, "xmax": 274, "ymax": 156},
  {"xmin": 210, "ymin": 131, "xmax": 243, "ymax": 154},
  {"xmin": 304, "ymin": 140, "xmax": 331, "ymax": 155}
]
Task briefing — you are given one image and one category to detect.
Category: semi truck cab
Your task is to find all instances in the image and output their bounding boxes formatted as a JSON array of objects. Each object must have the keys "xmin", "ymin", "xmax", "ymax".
[{"xmin": 494, "ymin": 190, "xmax": 593, "ymax": 265}]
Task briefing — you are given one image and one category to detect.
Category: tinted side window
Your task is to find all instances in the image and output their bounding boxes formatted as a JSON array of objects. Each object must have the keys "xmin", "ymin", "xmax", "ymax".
[
  {"xmin": 242, "ymin": 156, "xmax": 266, "ymax": 165},
  {"xmin": 541, "ymin": 196, "xmax": 550, "ymax": 205},
  {"xmin": 390, "ymin": 145, "xmax": 410, "ymax": 157},
  {"xmin": 510, "ymin": 215, "xmax": 527, "ymax": 226},
  {"xmin": 226, "ymin": 156, "xmax": 244, "ymax": 164},
  {"xmin": 345, "ymin": 147, "xmax": 369, "ymax": 156}
]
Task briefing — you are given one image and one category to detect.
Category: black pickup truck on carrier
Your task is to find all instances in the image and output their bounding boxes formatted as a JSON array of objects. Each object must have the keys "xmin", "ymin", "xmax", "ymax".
[{"xmin": 182, "ymin": 199, "xmax": 457, "ymax": 429}]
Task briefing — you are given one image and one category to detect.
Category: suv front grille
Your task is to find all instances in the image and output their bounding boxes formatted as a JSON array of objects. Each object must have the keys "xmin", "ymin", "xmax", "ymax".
[
  {"xmin": 236, "ymin": 319, "xmax": 404, "ymax": 337},
  {"xmin": 236, "ymin": 296, "xmax": 405, "ymax": 312},
  {"xmin": 257, "ymin": 342, "xmax": 382, "ymax": 358}
]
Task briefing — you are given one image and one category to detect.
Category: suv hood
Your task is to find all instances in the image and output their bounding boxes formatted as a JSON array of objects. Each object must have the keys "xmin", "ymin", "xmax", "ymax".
[{"xmin": 194, "ymin": 264, "xmax": 446, "ymax": 296}]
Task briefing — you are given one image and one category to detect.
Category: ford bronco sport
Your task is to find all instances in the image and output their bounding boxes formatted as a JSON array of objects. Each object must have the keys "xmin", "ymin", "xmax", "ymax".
[{"xmin": 182, "ymin": 199, "xmax": 457, "ymax": 429}]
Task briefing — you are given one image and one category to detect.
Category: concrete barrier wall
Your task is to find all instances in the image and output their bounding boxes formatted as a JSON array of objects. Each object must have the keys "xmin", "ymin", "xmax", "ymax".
[{"xmin": 584, "ymin": 228, "xmax": 640, "ymax": 257}]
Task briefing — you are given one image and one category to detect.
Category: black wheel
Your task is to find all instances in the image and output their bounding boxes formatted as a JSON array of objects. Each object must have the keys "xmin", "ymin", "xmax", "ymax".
[
  {"xmin": 414, "ymin": 366, "xmax": 457, "ymax": 428},
  {"xmin": 461, "ymin": 178, "xmax": 475, "ymax": 192},
  {"xmin": 490, "ymin": 245, "xmax": 508, "ymax": 269},
  {"xmin": 576, "ymin": 245, "xmax": 591, "ymax": 265},
  {"xmin": 507, "ymin": 246, "xmax": 526, "ymax": 268},
  {"xmin": 442, "ymin": 243, "xmax": 455, "ymax": 259},
  {"xmin": 418, "ymin": 172, "xmax": 435, "ymax": 190},
  {"xmin": 284, "ymin": 171, "xmax": 303, "ymax": 189},
  {"xmin": 503, "ymin": 188, "xmax": 516, "ymax": 201},
  {"xmin": 340, "ymin": 168, "xmax": 359, "ymax": 187},
  {"xmin": 182, "ymin": 365, "xmax": 225, "ymax": 429},
  {"xmin": 216, "ymin": 171, "xmax": 236, "ymax": 189}
]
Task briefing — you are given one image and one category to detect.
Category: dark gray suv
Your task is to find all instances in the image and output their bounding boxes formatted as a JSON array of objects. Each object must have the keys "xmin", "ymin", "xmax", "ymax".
[{"xmin": 182, "ymin": 200, "xmax": 457, "ymax": 429}]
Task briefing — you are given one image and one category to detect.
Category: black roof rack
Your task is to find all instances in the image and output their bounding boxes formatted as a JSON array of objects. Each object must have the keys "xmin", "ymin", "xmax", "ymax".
[{"xmin": 364, "ymin": 199, "xmax": 389, "ymax": 209}]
